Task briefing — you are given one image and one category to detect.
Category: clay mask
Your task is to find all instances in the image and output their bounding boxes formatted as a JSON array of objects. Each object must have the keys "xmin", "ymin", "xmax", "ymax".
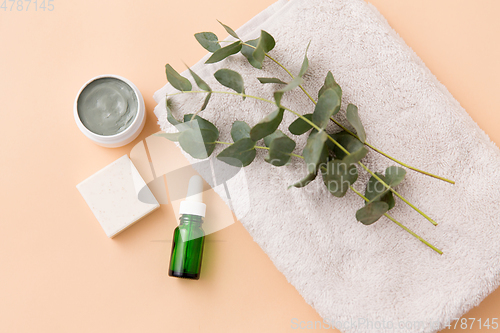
[{"xmin": 77, "ymin": 78, "xmax": 138, "ymax": 136}]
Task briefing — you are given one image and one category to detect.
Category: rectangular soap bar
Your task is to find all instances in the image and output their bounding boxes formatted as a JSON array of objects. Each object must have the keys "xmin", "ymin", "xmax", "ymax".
[{"xmin": 77, "ymin": 155, "xmax": 160, "ymax": 238}]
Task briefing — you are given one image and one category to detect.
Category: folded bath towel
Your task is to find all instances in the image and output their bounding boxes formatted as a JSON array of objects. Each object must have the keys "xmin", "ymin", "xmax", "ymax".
[{"xmin": 154, "ymin": 0, "xmax": 500, "ymax": 331}]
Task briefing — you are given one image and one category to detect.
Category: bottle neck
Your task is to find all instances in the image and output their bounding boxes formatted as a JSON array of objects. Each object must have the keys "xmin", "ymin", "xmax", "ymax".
[{"xmin": 179, "ymin": 214, "xmax": 204, "ymax": 226}]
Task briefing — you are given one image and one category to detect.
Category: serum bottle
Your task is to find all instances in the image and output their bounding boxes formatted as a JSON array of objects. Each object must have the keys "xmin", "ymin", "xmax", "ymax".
[{"xmin": 168, "ymin": 175, "xmax": 206, "ymax": 280}]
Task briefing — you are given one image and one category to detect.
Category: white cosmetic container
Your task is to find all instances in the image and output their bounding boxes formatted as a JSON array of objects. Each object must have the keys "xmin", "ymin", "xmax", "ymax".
[{"xmin": 74, "ymin": 74, "xmax": 146, "ymax": 148}]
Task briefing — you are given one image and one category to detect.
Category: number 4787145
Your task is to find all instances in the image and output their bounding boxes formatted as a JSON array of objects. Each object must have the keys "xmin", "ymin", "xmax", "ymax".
[{"xmin": 1, "ymin": 0, "xmax": 55, "ymax": 11}]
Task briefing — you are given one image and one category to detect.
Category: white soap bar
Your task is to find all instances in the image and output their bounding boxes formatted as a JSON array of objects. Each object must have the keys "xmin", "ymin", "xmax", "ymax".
[{"xmin": 77, "ymin": 155, "xmax": 160, "ymax": 238}]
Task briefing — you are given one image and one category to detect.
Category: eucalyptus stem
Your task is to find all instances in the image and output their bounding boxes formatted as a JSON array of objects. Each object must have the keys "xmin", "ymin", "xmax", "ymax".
[
  {"xmin": 167, "ymin": 89, "xmax": 438, "ymax": 226},
  {"xmin": 216, "ymin": 138, "xmax": 441, "ymax": 254}
]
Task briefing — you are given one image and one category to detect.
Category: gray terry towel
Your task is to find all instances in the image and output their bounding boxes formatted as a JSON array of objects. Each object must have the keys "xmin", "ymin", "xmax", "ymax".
[{"xmin": 153, "ymin": 0, "xmax": 500, "ymax": 331}]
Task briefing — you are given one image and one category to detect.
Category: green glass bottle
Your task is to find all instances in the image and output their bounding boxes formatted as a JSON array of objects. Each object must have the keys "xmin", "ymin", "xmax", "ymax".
[{"xmin": 168, "ymin": 175, "xmax": 206, "ymax": 280}]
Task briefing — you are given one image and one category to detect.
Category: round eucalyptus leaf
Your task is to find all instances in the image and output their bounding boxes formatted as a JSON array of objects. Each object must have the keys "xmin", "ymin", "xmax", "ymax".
[
  {"xmin": 205, "ymin": 42, "xmax": 242, "ymax": 64},
  {"xmin": 365, "ymin": 173, "xmax": 394, "ymax": 210},
  {"xmin": 380, "ymin": 191, "xmax": 395, "ymax": 210},
  {"xmin": 263, "ymin": 129, "xmax": 286, "ymax": 147},
  {"xmin": 214, "ymin": 69, "xmax": 245, "ymax": 98},
  {"xmin": 194, "ymin": 32, "xmax": 221, "ymax": 52},
  {"xmin": 250, "ymin": 108, "xmax": 284, "ymax": 141},
  {"xmin": 179, "ymin": 128, "xmax": 218, "ymax": 159},
  {"xmin": 312, "ymin": 88, "xmax": 340, "ymax": 129},
  {"xmin": 265, "ymin": 136, "xmax": 296, "ymax": 167},
  {"xmin": 165, "ymin": 64, "xmax": 192, "ymax": 92},
  {"xmin": 288, "ymin": 114, "xmax": 313, "ymax": 135},
  {"xmin": 241, "ymin": 38, "xmax": 261, "ymax": 69},
  {"xmin": 346, "ymin": 104, "xmax": 366, "ymax": 143},
  {"xmin": 303, "ymin": 130, "xmax": 328, "ymax": 174},
  {"xmin": 183, "ymin": 114, "xmax": 219, "ymax": 137},
  {"xmin": 342, "ymin": 146, "xmax": 368, "ymax": 165},
  {"xmin": 329, "ymin": 131, "xmax": 365, "ymax": 160},
  {"xmin": 318, "ymin": 71, "xmax": 342, "ymax": 100},
  {"xmin": 356, "ymin": 201, "xmax": 389, "ymax": 225},
  {"xmin": 217, "ymin": 138, "xmax": 256, "ymax": 167},
  {"xmin": 252, "ymin": 30, "xmax": 276, "ymax": 65},
  {"xmin": 231, "ymin": 121, "xmax": 251, "ymax": 142},
  {"xmin": 385, "ymin": 166, "xmax": 406, "ymax": 188},
  {"xmin": 322, "ymin": 159, "xmax": 358, "ymax": 197}
]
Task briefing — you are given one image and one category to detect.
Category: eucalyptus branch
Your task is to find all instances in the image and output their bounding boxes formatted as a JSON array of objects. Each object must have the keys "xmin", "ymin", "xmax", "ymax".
[{"xmin": 158, "ymin": 22, "xmax": 453, "ymax": 253}]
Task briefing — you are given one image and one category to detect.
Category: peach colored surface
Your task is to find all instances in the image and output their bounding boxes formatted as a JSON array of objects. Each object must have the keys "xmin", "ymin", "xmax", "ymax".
[{"xmin": 1, "ymin": 0, "xmax": 499, "ymax": 332}]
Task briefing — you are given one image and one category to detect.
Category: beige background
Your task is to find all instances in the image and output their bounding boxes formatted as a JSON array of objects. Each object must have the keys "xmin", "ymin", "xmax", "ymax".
[{"xmin": 1, "ymin": 0, "xmax": 499, "ymax": 331}]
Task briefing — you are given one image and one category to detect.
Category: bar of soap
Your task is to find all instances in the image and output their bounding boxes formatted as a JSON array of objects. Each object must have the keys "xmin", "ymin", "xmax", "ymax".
[{"xmin": 77, "ymin": 155, "xmax": 160, "ymax": 238}]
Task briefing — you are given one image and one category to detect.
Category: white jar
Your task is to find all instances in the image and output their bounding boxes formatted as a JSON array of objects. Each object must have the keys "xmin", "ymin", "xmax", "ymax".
[{"xmin": 74, "ymin": 74, "xmax": 146, "ymax": 148}]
